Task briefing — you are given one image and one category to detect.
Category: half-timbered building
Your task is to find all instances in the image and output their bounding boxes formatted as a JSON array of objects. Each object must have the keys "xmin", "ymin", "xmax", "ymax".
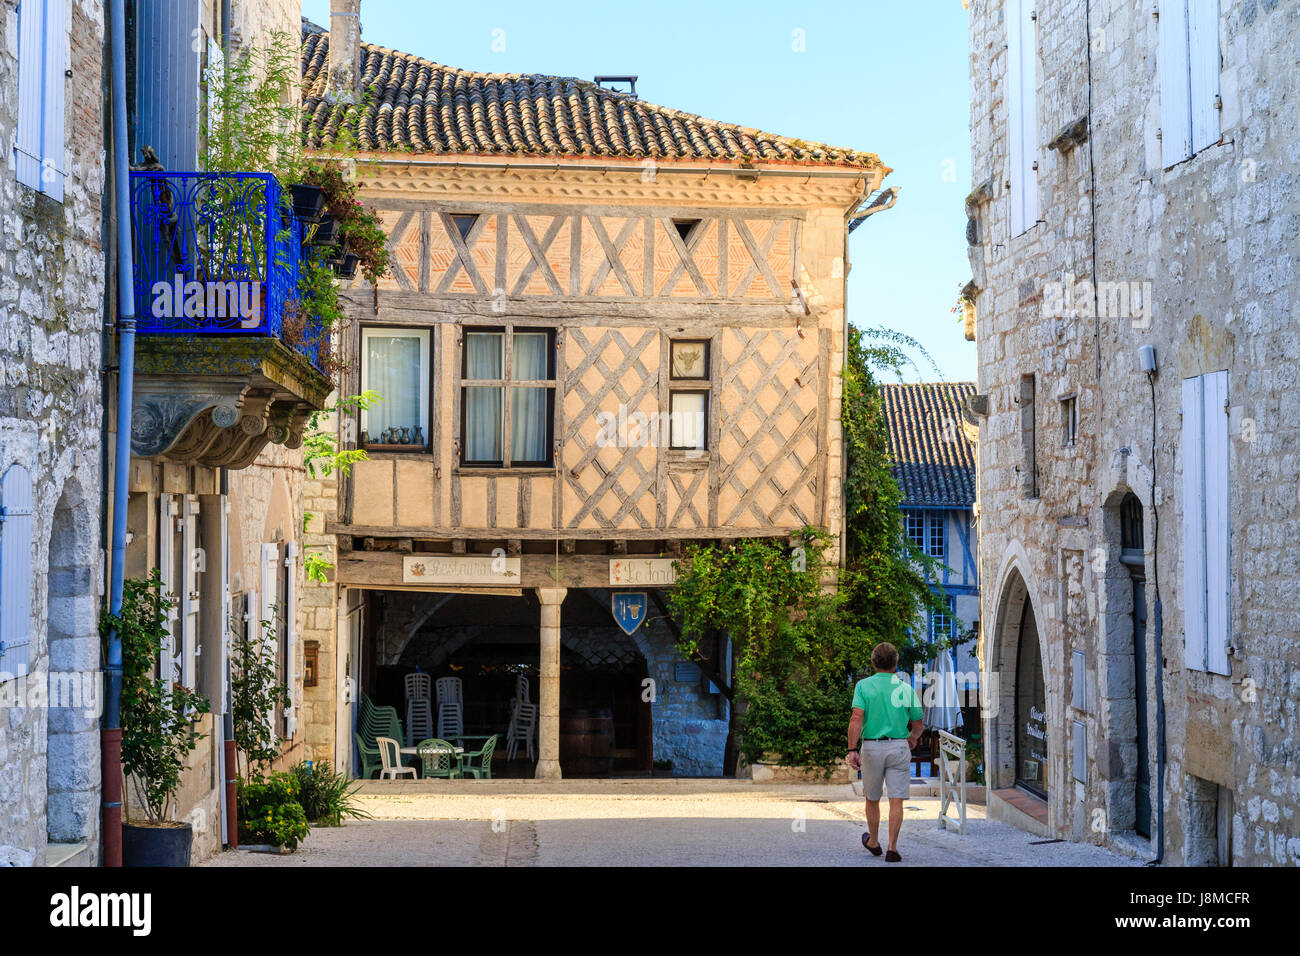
[{"xmin": 298, "ymin": 3, "xmax": 891, "ymax": 778}]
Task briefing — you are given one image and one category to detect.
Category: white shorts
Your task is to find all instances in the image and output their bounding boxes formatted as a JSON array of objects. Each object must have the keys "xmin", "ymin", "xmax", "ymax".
[{"xmin": 860, "ymin": 738, "xmax": 911, "ymax": 800}]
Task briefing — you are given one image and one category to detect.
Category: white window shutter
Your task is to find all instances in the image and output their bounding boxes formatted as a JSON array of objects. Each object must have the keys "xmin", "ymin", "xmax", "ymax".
[
  {"xmin": 1159, "ymin": 0, "xmax": 1193, "ymax": 166},
  {"xmin": 0, "ymin": 464, "xmax": 35, "ymax": 681},
  {"xmin": 39, "ymin": 0, "xmax": 67, "ymax": 201},
  {"xmin": 261, "ymin": 543, "xmax": 280, "ymax": 740},
  {"xmin": 1006, "ymin": 0, "xmax": 1038, "ymax": 236},
  {"xmin": 14, "ymin": 0, "xmax": 46, "ymax": 192},
  {"xmin": 1202, "ymin": 370, "xmax": 1230, "ymax": 675},
  {"xmin": 1181, "ymin": 375, "xmax": 1208, "ymax": 670},
  {"xmin": 1006, "ymin": 0, "xmax": 1026, "ymax": 236},
  {"xmin": 283, "ymin": 544, "xmax": 298, "ymax": 738},
  {"xmin": 1188, "ymin": 0, "xmax": 1220, "ymax": 153},
  {"xmin": 181, "ymin": 495, "xmax": 201, "ymax": 689},
  {"xmin": 158, "ymin": 493, "xmax": 181, "ymax": 684}
]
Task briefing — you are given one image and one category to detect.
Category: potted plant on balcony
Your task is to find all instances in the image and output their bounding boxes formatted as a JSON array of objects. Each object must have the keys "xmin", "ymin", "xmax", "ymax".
[
  {"xmin": 298, "ymin": 160, "xmax": 393, "ymax": 284},
  {"xmin": 102, "ymin": 571, "xmax": 211, "ymax": 867}
]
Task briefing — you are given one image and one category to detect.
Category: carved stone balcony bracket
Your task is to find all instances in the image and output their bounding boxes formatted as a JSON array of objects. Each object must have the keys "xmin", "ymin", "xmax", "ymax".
[{"xmin": 130, "ymin": 335, "xmax": 332, "ymax": 469}]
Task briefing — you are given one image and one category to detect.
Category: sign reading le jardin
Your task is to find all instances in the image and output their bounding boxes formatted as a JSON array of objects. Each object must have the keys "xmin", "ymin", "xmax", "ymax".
[
  {"xmin": 403, "ymin": 554, "xmax": 520, "ymax": 585},
  {"xmin": 609, "ymin": 558, "xmax": 677, "ymax": 586}
]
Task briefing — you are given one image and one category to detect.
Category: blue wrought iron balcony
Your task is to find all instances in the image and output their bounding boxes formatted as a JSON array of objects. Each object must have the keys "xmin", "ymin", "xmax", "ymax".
[
  {"xmin": 126, "ymin": 171, "xmax": 335, "ymax": 468},
  {"xmin": 129, "ymin": 170, "xmax": 325, "ymax": 368}
]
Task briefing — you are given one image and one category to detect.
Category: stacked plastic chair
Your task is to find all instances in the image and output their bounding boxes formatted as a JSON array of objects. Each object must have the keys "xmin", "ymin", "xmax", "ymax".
[
  {"xmin": 435, "ymin": 676, "xmax": 463, "ymax": 740},
  {"xmin": 404, "ymin": 671, "xmax": 434, "ymax": 747},
  {"xmin": 506, "ymin": 675, "xmax": 537, "ymax": 761}
]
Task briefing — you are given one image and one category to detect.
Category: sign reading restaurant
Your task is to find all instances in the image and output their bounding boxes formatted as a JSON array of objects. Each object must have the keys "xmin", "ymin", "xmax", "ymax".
[
  {"xmin": 403, "ymin": 554, "xmax": 521, "ymax": 585},
  {"xmin": 609, "ymin": 558, "xmax": 677, "ymax": 587}
]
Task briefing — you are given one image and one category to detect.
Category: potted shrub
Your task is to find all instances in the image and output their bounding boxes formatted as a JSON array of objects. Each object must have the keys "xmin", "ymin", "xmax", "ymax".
[
  {"xmin": 237, "ymin": 772, "xmax": 311, "ymax": 851},
  {"xmin": 289, "ymin": 182, "xmax": 327, "ymax": 223},
  {"xmin": 102, "ymin": 572, "xmax": 210, "ymax": 867}
]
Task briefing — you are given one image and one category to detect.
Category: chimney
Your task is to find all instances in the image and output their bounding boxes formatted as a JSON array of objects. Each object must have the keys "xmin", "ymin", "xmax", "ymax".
[{"xmin": 328, "ymin": 0, "xmax": 362, "ymax": 103}]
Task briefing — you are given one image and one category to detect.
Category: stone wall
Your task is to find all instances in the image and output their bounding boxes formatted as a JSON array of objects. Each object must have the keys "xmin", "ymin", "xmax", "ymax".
[
  {"xmin": 0, "ymin": 0, "xmax": 106, "ymax": 866},
  {"xmin": 967, "ymin": 0, "xmax": 1300, "ymax": 864}
]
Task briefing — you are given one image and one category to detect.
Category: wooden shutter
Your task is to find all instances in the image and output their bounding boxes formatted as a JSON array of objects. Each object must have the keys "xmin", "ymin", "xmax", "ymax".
[
  {"xmin": 0, "ymin": 464, "xmax": 35, "ymax": 680},
  {"xmin": 1188, "ymin": 0, "xmax": 1220, "ymax": 154},
  {"xmin": 1006, "ymin": 0, "xmax": 1038, "ymax": 236},
  {"xmin": 1181, "ymin": 376, "xmax": 1207, "ymax": 670},
  {"xmin": 260, "ymin": 543, "xmax": 280, "ymax": 740},
  {"xmin": 180, "ymin": 495, "xmax": 201, "ymax": 689},
  {"xmin": 158, "ymin": 494, "xmax": 182, "ymax": 684},
  {"xmin": 1159, "ymin": 0, "xmax": 1193, "ymax": 166},
  {"xmin": 134, "ymin": 0, "xmax": 202, "ymax": 170},
  {"xmin": 283, "ymin": 543, "xmax": 298, "ymax": 738},
  {"xmin": 39, "ymin": 0, "xmax": 66, "ymax": 201},
  {"xmin": 1182, "ymin": 371, "xmax": 1230, "ymax": 674},
  {"xmin": 1202, "ymin": 370, "xmax": 1230, "ymax": 675},
  {"xmin": 14, "ymin": 0, "xmax": 45, "ymax": 192}
]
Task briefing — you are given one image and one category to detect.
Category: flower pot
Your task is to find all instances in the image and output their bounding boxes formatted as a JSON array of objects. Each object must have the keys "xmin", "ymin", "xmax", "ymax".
[
  {"xmin": 122, "ymin": 821, "xmax": 193, "ymax": 867},
  {"xmin": 289, "ymin": 183, "xmax": 327, "ymax": 224},
  {"xmin": 332, "ymin": 252, "xmax": 359, "ymax": 279},
  {"xmin": 308, "ymin": 217, "xmax": 339, "ymax": 247}
]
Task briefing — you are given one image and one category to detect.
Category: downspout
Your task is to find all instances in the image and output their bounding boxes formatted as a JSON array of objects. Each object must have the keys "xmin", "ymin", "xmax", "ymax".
[
  {"xmin": 218, "ymin": 0, "xmax": 236, "ymax": 851},
  {"xmin": 102, "ymin": 0, "xmax": 137, "ymax": 868}
]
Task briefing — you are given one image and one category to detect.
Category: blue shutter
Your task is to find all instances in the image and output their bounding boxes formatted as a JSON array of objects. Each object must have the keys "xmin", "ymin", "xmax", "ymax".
[
  {"xmin": 1202, "ymin": 370, "xmax": 1230, "ymax": 675},
  {"xmin": 14, "ymin": 0, "xmax": 45, "ymax": 191},
  {"xmin": 0, "ymin": 464, "xmax": 35, "ymax": 680},
  {"xmin": 134, "ymin": 0, "xmax": 203, "ymax": 169},
  {"xmin": 39, "ymin": 0, "xmax": 66, "ymax": 201},
  {"xmin": 1006, "ymin": 0, "xmax": 1038, "ymax": 236}
]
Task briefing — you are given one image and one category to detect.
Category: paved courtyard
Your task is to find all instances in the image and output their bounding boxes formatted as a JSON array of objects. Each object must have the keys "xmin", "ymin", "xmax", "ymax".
[{"xmin": 203, "ymin": 780, "xmax": 1141, "ymax": 867}]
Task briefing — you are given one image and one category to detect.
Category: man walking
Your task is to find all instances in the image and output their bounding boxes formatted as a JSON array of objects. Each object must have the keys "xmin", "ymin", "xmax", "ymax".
[{"xmin": 846, "ymin": 642, "xmax": 924, "ymax": 862}]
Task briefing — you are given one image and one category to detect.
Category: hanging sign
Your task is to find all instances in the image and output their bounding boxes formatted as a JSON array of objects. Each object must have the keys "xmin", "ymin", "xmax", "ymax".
[{"xmin": 611, "ymin": 592, "xmax": 649, "ymax": 635}]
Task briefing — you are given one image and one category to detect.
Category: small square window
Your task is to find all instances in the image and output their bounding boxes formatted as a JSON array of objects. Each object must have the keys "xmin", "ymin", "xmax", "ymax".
[{"xmin": 670, "ymin": 340, "xmax": 709, "ymax": 380}]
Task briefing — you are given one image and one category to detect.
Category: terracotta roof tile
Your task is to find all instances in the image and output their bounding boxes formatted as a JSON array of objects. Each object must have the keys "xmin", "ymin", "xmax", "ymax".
[
  {"xmin": 301, "ymin": 26, "xmax": 882, "ymax": 168},
  {"xmin": 878, "ymin": 382, "xmax": 977, "ymax": 508}
]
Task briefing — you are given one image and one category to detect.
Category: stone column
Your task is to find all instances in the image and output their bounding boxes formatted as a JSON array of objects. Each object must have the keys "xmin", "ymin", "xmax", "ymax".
[{"xmin": 535, "ymin": 587, "xmax": 567, "ymax": 780}]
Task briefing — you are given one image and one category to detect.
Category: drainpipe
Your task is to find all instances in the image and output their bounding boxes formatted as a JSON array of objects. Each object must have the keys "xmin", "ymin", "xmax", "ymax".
[{"xmin": 102, "ymin": 0, "xmax": 137, "ymax": 868}]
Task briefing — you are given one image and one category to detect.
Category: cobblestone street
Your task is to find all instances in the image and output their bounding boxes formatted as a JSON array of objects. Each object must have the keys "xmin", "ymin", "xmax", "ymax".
[{"xmin": 202, "ymin": 780, "xmax": 1141, "ymax": 867}]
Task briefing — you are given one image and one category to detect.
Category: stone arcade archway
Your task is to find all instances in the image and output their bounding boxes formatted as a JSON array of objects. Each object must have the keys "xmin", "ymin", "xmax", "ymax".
[{"xmin": 45, "ymin": 478, "xmax": 100, "ymax": 852}]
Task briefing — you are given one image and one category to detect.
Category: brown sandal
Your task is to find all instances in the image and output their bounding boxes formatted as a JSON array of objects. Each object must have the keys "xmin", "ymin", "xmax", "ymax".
[
  {"xmin": 885, "ymin": 850, "xmax": 902, "ymax": 862},
  {"xmin": 862, "ymin": 833, "xmax": 883, "ymax": 855}
]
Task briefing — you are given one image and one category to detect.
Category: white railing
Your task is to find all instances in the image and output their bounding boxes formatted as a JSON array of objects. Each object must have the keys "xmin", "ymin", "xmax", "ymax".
[{"xmin": 937, "ymin": 729, "xmax": 968, "ymax": 834}]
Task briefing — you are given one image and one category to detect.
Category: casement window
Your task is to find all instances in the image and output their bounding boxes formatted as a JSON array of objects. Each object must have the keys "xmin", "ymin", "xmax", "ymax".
[
  {"xmin": 1061, "ymin": 394, "xmax": 1079, "ymax": 446},
  {"xmin": 930, "ymin": 596, "xmax": 957, "ymax": 641},
  {"xmin": 360, "ymin": 328, "xmax": 431, "ymax": 449},
  {"xmin": 0, "ymin": 464, "xmax": 35, "ymax": 681},
  {"xmin": 1181, "ymin": 370, "xmax": 1230, "ymax": 675},
  {"xmin": 461, "ymin": 327, "xmax": 556, "ymax": 467},
  {"xmin": 668, "ymin": 339, "xmax": 710, "ymax": 451},
  {"xmin": 15, "ymin": 0, "xmax": 67, "ymax": 201},
  {"xmin": 1006, "ymin": 0, "xmax": 1039, "ymax": 236},
  {"xmin": 905, "ymin": 510, "xmax": 946, "ymax": 560},
  {"xmin": 1159, "ymin": 0, "xmax": 1221, "ymax": 167}
]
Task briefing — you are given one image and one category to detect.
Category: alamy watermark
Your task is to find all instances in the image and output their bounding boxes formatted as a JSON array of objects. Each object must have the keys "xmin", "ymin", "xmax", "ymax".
[
  {"xmin": 1041, "ymin": 272, "xmax": 1152, "ymax": 327},
  {"xmin": 150, "ymin": 273, "xmax": 262, "ymax": 328}
]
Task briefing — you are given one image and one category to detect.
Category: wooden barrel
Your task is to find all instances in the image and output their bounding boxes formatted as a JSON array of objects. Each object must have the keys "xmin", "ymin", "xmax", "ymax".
[{"xmin": 560, "ymin": 709, "xmax": 615, "ymax": 776}]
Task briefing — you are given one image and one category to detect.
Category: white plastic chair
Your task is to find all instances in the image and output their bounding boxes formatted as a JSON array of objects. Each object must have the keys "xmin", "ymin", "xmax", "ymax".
[
  {"xmin": 406, "ymin": 697, "xmax": 434, "ymax": 747},
  {"xmin": 377, "ymin": 736, "xmax": 416, "ymax": 780},
  {"xmin": 436, "ymin": 676, "xmax": 463, "ymax": 706},
  {"xmin": 506, "ymin": 701, "xmax": 537, "ymax": 761},
  {"xmin": 405, "ymin": 671, "xmax": 432, "ymax": 702},
  {"xmin": 437, "ymin": 700, "xmax": 463, "ymax": 740}
]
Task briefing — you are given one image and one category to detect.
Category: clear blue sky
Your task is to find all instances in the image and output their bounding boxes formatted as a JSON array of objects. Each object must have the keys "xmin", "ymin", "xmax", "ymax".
[{"xmin": 303, "ymin": 0, "xmax": 976, "ymax": 382}]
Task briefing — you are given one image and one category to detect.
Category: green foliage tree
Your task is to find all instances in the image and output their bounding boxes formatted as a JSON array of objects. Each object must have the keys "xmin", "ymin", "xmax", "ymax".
[
  {"xmin": 229, "ymin": 612, "xmax": 290, "ymax": 778},
  {"xmin": 102, "ymin": 572, "xmax": 211, "ymax": 823}
]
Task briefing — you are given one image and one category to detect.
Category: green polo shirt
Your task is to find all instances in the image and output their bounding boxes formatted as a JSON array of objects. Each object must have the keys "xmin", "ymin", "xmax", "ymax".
[{"xmin": 852, "ymin": 672, "xmax": 924, "ymax": 741}]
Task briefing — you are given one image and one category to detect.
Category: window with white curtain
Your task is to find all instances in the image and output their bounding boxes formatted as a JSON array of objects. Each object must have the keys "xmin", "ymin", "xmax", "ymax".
[
  {"xmin": 360, "ymin": 328, "xmax": 430, "ymax": 448},
  {"xmin": 462, "ymin": 327, "xmax": 555, "ymax": 466}
]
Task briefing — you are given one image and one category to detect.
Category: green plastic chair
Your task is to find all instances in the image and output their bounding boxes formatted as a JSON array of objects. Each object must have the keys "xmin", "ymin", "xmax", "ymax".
[
  {"xmin": 457, "ymin": 734, "xmax": 498, "ymax": 780},
  {"xmin": 355, "ymin": 732, "xmax": 382, "ymax": 779},
  {"xmin": 415, "ymin": 738, "xmax": 461, "ymax": 779}
]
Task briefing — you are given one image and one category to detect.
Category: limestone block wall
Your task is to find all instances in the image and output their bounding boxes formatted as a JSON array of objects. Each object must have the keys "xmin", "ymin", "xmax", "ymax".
[
  {"xmin": 0, "ymin": 0, "xmax": 106, "ymax": 866},
  {"xmin": 968, "ymin": 0, "xmax": 1300, "ymax": 864}
]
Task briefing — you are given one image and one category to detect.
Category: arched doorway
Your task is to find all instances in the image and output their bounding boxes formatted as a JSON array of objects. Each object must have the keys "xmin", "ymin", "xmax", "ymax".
[
  {"xmin": 1119, "ymin": 492, "xmax": 1151, "ymax": 837},
  {"xmin": 46, "ymin": 480, "xmax": 98, "ymax": 849},
  {"xmin": 988, "ymin": 565, "xmax": 1049, "ymax": 806},
  {"xmin": 1013, "ymin": 600, "xmax": 1047, "ymax": 798}
]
